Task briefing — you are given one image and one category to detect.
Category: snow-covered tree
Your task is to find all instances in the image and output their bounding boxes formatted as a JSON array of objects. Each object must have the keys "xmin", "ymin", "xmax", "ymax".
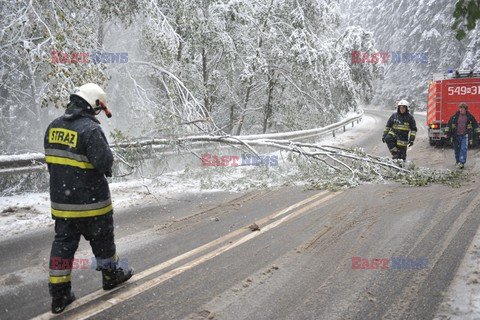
[
  {"xmin": 343, "ymin": 0, "xmax": 478, "ymax": 108},
  {"xmin": 0, "ymin": 1, "xmax": 108, "ymax": 152},
  {"xmin": 138, "ymin": 0, "xmax": 380, "ymax": 136},
  {"xmin": 1, "ymin": 0, "xmax": 382, "ymax": 153}
]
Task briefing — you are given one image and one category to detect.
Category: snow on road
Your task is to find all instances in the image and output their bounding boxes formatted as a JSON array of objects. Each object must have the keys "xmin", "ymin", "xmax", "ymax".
[
  {"xmin": 0, "ymin": 193, "xmax": 51, "ymax": 239},
  {"xmin": 435, "ymin": 229, "xmax": 480, "ymax": 320},
  {"xmin": 0, "ymin": 174, "xmax": 201, "ymax": 241}
]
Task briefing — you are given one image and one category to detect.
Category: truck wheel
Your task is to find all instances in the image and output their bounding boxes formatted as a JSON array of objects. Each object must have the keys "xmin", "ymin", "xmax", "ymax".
[{"xmin": 429, "ymin": 138, "xmax": 436, "ymax": 147}]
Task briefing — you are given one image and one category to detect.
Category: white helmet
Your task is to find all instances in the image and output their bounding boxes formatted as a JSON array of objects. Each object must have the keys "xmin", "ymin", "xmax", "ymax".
[
  {"xmin": 72, "ymin": 83, "xmax": 107, "ymax": 113},
  {"xmin": 397, "ymin": 99, "xmax": 409, "ymax": 107}
]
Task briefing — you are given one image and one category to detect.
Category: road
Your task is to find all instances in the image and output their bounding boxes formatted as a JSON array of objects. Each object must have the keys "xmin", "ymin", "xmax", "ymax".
[{"xmin": 1, "ymin": 109, "xmax": 480, "ymax": 320}]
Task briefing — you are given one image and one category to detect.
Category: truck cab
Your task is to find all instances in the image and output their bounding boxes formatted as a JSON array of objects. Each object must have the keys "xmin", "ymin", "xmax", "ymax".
[{"xmin": 427, "ymin": 70, "xmax": 480, "ymax": 146}]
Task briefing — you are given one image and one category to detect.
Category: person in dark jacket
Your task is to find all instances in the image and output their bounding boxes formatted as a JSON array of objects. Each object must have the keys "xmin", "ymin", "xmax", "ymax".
[
  {"xmin": 445, "ymin": 103, "xmax": 480, "ymax": 169},
  {"xmin": 382, "ymin": 99, "xmax": 417, "ymax": 161},
  {"xmin": 44, "ymin": 83, "xmax": 133, "ymax": 313}
]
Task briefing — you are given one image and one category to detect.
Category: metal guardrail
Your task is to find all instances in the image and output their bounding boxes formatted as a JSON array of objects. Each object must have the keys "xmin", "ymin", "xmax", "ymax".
[{"xmin": 0, "ymin": 109, "xmax": 363, "ymax": 176}]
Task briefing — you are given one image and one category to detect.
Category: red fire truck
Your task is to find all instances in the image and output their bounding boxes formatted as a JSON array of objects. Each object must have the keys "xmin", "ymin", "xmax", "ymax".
[{"xmin": 427, "ymin": 70, "xmax": 480, "ymax": 146}]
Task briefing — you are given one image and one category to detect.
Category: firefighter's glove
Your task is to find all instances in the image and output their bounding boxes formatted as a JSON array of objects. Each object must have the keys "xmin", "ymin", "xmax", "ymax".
[
  {"xmin": 105, "ymin": 170, "xmax": 112, "ymax": 178},
  {"xmin": 408, "ymin": 141, "xmax": 414, "ymax": 147},
  {"xmin": 382, "ymin": 136, "xmax": 386, "ymax": 143}
]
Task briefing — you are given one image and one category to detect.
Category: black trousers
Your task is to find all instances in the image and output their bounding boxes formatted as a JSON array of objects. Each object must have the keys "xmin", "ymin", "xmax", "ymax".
[
  {"xmin": 385, "ymin": 135, "xmax": 407, "ymax": 160},
  {"xmin": 48, "ymin": 213, "xmax": 116, "ymax": 297}
]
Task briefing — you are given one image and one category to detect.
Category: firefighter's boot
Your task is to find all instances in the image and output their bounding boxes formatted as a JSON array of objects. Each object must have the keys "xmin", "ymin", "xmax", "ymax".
[
  {"xmin": 102, "ymin": 267, "xmax": 134, "ymax": 290},
  {"xmin": 51, "ymin": 291, "xmax": 76, "ymax": 314},
  {"xmin": 389, "ymin": 147, "xmax": 399, "ymax": 159}
]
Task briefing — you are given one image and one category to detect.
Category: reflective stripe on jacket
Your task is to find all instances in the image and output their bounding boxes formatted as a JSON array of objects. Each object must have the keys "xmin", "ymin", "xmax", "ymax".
[
  {"xmin": 383, "ymin": 112, "xmax": 417, "ymax": 144},
  {"xmin": 44, "ymin": 102, "xmax": 113, "ymax": 219}
]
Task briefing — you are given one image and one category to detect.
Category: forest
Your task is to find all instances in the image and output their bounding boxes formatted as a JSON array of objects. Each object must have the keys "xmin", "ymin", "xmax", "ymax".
[{"xmin": 0, "ymin": 0, "xmax": 478, "ymax": 155}]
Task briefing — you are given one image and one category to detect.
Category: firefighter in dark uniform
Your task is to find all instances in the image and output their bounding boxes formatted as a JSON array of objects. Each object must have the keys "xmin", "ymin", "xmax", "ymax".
[
  {"xmin": 44, "ymin": 83, "xmax": 133, "ymax": 313},
  {"xmin": 382, "ymin": 100, "xmax": 417, "ymax": 161}
]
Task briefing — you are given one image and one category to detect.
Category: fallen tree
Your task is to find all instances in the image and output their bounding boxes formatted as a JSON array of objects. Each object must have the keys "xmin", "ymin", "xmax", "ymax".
[
  {"xmin": 0, "ymin": 133, "xmax": 463, "ymax": 196},
  {"xmin": 111, "ymin": 135, "xmax": 463, "ymax": 191}
]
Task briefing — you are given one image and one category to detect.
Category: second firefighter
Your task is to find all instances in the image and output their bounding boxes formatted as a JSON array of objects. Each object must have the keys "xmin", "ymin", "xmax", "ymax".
[{"xmin": 382, "ymin": 100, "xmax": 417, "ymax": 161}]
